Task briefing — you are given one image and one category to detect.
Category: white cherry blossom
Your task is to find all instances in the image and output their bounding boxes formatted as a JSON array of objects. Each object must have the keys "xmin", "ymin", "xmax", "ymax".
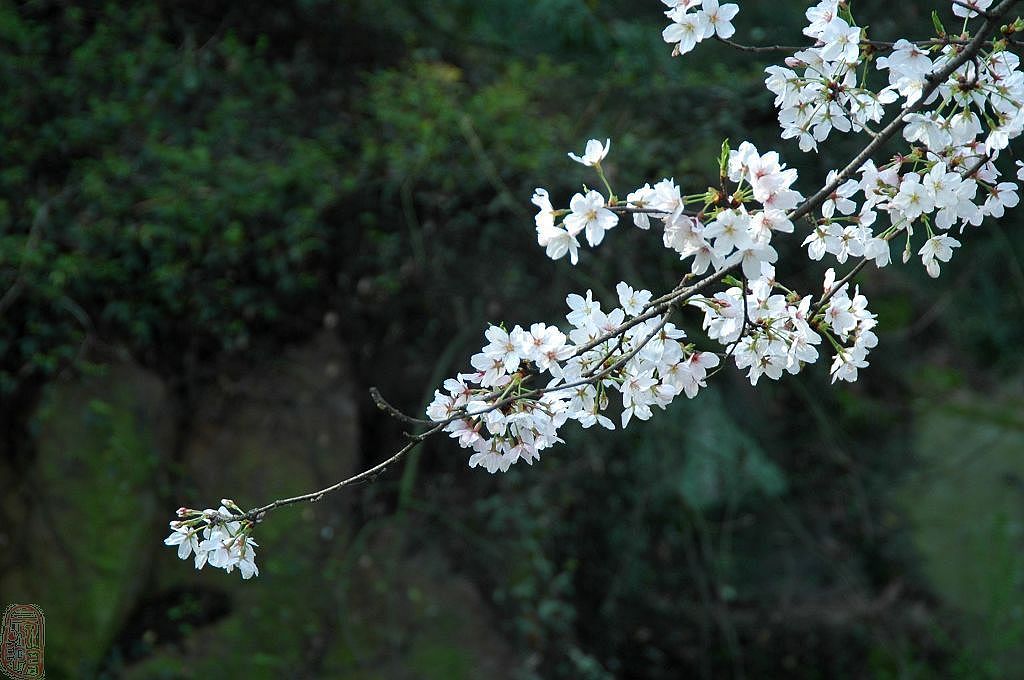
[
  {"xmin": 564, "ymin": 190, "xmax": 619, "ymax": 247},
  {"xmin": 568, "ymin": 138, "xmax": 610, "ymax": 166}
]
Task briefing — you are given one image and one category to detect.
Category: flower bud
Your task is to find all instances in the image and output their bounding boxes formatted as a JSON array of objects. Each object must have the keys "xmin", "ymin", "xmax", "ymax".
[{"xmin": 823, "ymin": 268, "xmax": 837, "ymax": 294}]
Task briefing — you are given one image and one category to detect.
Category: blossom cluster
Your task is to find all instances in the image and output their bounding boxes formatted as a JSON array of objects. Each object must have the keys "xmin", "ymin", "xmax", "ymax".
[
  {"xmin": 164, "ymin": 502, "xmax": 259, "ymax": 579},
  {"xmin": 690, "ymin": 263, "xmax": 876, "ymax": 385},
  {"xmin": 536, "ymin": 138, "xmax": 803, "ymax": 284},
  {"xmin": 763, "ymin": 1, "xmax": 889, "ymax": 151},
  {"xmin": 752, "ymin": 1, "xmax": 1024, "ymax": 278},
  {"xmin": 759, "ymin": 0, "xmax": 1024, "ymax": 167},
  {"xmin": 798, "ymin": 58, "xmax": 1022, "ymax": 276},
  {"xmin": 821, "ymin": 270, "xmax": 878, "ymax": 382},
  {"xmin": 661, "ymin": 0, "xmax": 740, "ymax": 56},
  {"xmin": 425, "ymin": 283, "xmax": 720, "ymax": 473}
]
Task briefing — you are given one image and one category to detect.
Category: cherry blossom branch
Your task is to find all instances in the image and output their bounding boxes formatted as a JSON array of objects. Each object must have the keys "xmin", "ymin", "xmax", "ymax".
[
  {"xmin": 962, "ymin": 150, "xmax": 995, "ymax": 178},
  {"xmin": 714, "ymin": 38, "xmax": 807, "ymax": 53},
  {"xmin": 581, "ymin": 328, "xmax": 629, "ymax": 379},
  {"xmin": 205, "ymin": 2, "xmax": 1017, "ymax": 529},
  {"xmin": 224, "ymin": 310, "xmax": 681, "ymax": 526},
  {"xmin": 168, "ymin": 0, "xmax": 1024, "ymax": 580},
  {"xmin": 209, "ymin": 0, "xmax": 1013, "ymax": 530}
]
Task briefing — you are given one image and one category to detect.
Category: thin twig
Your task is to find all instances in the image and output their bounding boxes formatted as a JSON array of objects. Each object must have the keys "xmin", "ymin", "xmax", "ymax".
[
  {"xmin": 224, "ymin": 316, "xmax": 678, "ymax": 525},
  {"xmin": 715, "ymin": 37, "xmax": 807, "ymax": 53},
  {"xmin": 716, "ymin": 36, "xmax": 973, "ymax": 55},
  {"xmin": 812, "ymin": 259, "xmax": 870, "ymax": 321},
  {"xmin": 232, "ymin": 423, "xmax": 445, "ymax": 523},
  {"xmin": 581, "ymin": 329, "xmax": 628, "ymax": 379},
  {"xmin": 962, "ymin": 150, "xmax": 994, "ymax": 178},
  {"xmin": 370, "ymin": 387, "xmax": 427, "ymax": 426}
]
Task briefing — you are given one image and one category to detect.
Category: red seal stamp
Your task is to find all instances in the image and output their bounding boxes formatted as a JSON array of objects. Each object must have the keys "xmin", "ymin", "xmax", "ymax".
[{"xmin": 1, "ymin": 605, "xmax": 44, "ymax": 680}]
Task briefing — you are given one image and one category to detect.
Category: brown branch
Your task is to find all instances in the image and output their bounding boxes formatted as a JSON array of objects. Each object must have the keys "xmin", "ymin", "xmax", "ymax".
[
  {"xmin": 716, "ymin": 37, "xmax": 973, "ymax": 55},
  {"xmin": 370, "ymin": 386, "xmax": 430, "ymax": 426},
  {"xmin": 962, "ymin": 150, "xmax": 994, "ymax": 178},
  {"xmin": 715, "ymin": 37, "xmax": 807, "ymax": 53},
  {"xmin": 229, "ymin": 423, "xmax": 445, "ymax": 523},
  {"xmin": 581, "ymin": 327, "xmax": 628, "ymax": 379},
  {"xmin": 219, "ymin": 312, "xmax": 680, "ymax": 526}
]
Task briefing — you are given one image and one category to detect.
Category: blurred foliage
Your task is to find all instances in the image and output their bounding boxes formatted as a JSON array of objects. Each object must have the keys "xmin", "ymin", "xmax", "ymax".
[
  {"xmin": 0, "ymin": 1, "xmax": 347, "ymax": 393},
  {"xmin": 3, "ymin": 0, "xmax": 1024, "ymax": 678}
]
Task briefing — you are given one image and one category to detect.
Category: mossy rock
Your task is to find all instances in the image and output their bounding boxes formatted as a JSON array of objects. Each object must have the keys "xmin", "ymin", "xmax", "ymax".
[{"xmin": 0, "ymin": 361, "xmax": 172, "ymax": 677}]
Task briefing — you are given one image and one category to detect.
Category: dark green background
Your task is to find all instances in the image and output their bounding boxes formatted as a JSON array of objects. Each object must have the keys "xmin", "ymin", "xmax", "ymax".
[{"xmin": 3, "ymin": 1, "xmax": 1024, "ymax": 677}]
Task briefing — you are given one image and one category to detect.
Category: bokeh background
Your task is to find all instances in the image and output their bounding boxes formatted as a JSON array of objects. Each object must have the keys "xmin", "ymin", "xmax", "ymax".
[{"xmin": 3, "ymin": 1, "xmax": 1024, "ymax": 678}]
